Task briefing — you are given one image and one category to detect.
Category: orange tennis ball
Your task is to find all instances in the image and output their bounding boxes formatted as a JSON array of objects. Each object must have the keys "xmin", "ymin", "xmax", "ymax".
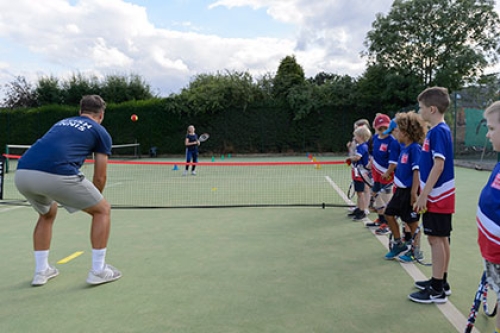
[{"xmin": 131, "ymin": 114, "xmax": 138, "ymax": 122}]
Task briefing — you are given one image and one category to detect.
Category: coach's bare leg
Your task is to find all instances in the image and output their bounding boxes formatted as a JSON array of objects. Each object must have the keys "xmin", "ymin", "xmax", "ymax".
[
  {"xmin": 84, "ymin": 199, "xmax": 111, "ymax": 249},
  {"xmin": 33, "ymin": 202, "xmax": 58, "ymax": 251}
]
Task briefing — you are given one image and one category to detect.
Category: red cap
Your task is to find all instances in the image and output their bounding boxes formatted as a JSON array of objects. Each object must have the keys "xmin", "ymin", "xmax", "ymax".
[{"xmin": 373, "ymin": 114, "xmax": 391, "ymax": 130}]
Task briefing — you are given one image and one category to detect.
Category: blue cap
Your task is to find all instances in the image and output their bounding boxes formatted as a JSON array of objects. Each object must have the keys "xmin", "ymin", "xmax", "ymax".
[{"xmin": 383, "ymin": 119, "xmax": 397, "ymax": 135}]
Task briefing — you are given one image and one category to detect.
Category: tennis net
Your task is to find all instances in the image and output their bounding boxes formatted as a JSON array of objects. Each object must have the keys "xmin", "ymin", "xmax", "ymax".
[{"xmin": 1, "ymin": 156, "xmax": 353, "ymax": 209}]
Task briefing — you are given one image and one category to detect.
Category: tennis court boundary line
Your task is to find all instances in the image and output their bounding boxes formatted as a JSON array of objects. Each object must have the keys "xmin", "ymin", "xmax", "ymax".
[
  {"xmin": 329, "ymin": 176, "xmax": 476, "ymax": 333},
  {"xmin": 325, "ymin": 176, "xmax": 354, "ymax": 206},
  {"xmin": 370, "ymin": 232, "xmax": 477, "ymax": 333}
]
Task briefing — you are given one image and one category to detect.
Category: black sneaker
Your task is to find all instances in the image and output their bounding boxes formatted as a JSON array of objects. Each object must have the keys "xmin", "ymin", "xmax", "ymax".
[
  {"xmin": 352, "ymin": 212, "xmax": 367, "ymax": 221},
  {"xmin": 415, "ymin": 279, "xmax": 452, "ymax": 296},
  {"xmin": 347, "ymin": 208, "xmax": 360, "ymax": 217},
  {"xmin": 408, "ymin": 286, "xmax": 447, "ymax": 304}
]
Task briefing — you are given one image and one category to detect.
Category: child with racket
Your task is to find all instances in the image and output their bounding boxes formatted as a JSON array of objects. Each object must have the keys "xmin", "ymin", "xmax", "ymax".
[
  {"xmin": 346, "ymin": 125, "xmax": 372, "ymax": 221},
  {"xmin": 365, "ymin": 113, "xmax": 400, "ymax": 234},
  {"xmin": 347, "ymin": 119, "xmax": 372, "ymax": 216},
  {"xmin": 183, "ymin": 125, "xmax": 200, "ymax": 176},
  {"xmin": 383, "ymin": 112, "xmax": 426, "ymax": 262},
  {"xmin": 474, "ymin": 100, "xmax": 500, "ymax": 332},
  {"xmin": 409, "ymin": 87, "xmax": 455, "ymax": 304}
]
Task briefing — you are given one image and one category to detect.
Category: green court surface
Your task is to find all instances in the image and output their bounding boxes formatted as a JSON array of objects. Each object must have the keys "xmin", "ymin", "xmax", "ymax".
[{"xmin": 0, "ymin": 166, "xmax": 495, "ymax": 333}]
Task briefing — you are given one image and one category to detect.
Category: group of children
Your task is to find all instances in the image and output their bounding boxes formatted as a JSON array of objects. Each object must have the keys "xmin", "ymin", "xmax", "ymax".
[{"xmin": 346, "ymin": 87, "xmax": 455, "ymax": 304}]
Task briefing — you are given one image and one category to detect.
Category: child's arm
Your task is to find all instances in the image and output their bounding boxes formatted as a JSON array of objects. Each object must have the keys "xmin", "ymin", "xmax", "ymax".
[
  {"xmin": 411, "ymin": 169, "xmax": 420, "ymax": 206},
  {"xmin": 347, "ymin": 155, "xmax": 361, "ymax": 162},
  {"xmin": 382, "ymin": 163, "xmax": 396, "ymax": 180},
  {"xmin": 413, "ymin": 157, "xmax": 444, "ymax": 212}
]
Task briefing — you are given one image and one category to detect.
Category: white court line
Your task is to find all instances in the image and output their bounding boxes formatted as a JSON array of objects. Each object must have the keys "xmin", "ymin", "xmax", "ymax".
[
  {"xmin": 325, "ymin": 176, "xmax": 354, "ymax": 206},
  {"xmin": 0, "ymin": 206, "xmax": 24, "ymax": 213},
  {"xmin": 106, "ymin": 182, "xmax": 123, "ymax": 188},
  {"xmin": 325, "ymin": 175, "xmax": 476, "ymax": 333}
]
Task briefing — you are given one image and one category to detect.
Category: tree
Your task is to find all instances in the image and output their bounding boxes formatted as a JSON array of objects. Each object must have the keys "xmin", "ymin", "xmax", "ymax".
[
  {"xmin": 356, "ymin": 64, "xmax": 423, "ymax": 114},
  {"xmin": 61, "ymin": 73, "xmax": 101, "ymax": 105},
  {"xmin": 100, "ymin": 74, "xmax": 154, "ymax": 103},
  {"xmin": 36, "ymin": 76, "xmax": 64, "ymax": 105},
  {"xmin": 363, "ymin": 0, "xmax": 500, "ymax": 91},
  {"xmin": 273, "ymin": 55, "xmax": 305, "ymax": 98},
  {"xmin": 177, "ymin": 70, "xmax": 258, "ymax": 114},
  {"xmin": 1, "ymin": 76, "xmax": 38, "ymax": 108}
]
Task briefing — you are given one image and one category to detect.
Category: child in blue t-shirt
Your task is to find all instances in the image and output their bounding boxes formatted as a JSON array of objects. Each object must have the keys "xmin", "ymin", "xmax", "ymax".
[
  {"xmin": 383, "ymin": 112, "xmax": 426, "ymax": 262},
  {"xmin": 409, "ymin": 87, "xmax": 455, "ymax": 304},
  {"xmin": 346, "ymin": 125, "xmax": 372, "ymax": 221},
  {"xmin": 476, "ymin": 101, "xmax": 500, "ymax": 333}
]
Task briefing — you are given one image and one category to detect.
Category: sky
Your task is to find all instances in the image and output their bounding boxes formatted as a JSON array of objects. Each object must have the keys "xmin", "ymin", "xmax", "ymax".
[{"xmin": 0, "ymin": 0, "xmax": 499, "ymax": 99}]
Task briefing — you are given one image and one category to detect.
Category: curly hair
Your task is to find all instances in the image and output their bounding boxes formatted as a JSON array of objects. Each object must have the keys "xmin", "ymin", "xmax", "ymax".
[{"xmin": 395, "ymin": 111, "xmax": 427, "ymax": 144}]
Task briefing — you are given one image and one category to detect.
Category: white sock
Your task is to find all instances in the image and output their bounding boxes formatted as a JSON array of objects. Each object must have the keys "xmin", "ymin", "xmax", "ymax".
[
  {"xmin": 92, "ymin": 248, "xmax": 107, "ymax": 272},
  {"xmin": 34, "ymin": 250, "xmax": 49, "ymax": 272}
]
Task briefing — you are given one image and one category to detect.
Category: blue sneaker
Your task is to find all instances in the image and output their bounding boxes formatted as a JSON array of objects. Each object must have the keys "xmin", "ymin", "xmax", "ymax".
[
  {"xmin": 384, "ymin": 242, "xmax": 409, "ymax": 260},
  {"xmin": 399, "ymin": 248, "xmax": 425, "ymax": 263},
  {"xmin": 398, "ymin": 249, "xmax": 414, "ymax": 263}
]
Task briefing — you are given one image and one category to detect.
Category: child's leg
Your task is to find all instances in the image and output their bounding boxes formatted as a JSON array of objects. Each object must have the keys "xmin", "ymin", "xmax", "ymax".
[
  {"xmin": 191, "ymin": 153, "xmax": 198, "ymax": 171},
  {"xmin": 407, "ymin": 222, "xmax": 419, "ymax": 246},
  {"xmin": 356, "ymin": 191, "xmax": 365, "ymax": 210},
  {"xmin": 185, "ymin": 151, "xmax": 191, "ymax": 170},
  {"xmin": 385, "ymin": 215, "xmax": 400, "ymax": 239},
  {"xmin": 427, "ymin": 235, "xmax": 449, "ymax": 281},
  {"xmin": 363, "ymin": 186, "xmax": 370, "ymax": 212}
]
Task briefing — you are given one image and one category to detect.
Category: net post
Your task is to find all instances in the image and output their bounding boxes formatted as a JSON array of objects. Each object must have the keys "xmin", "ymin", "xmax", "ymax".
[
  {"xmin": 0, "ymin": 155, "xmax": 5, "ymax": 199},
  {"xmin": 4, "ymin": 145, "xmax": 9, "ymax": 173}
]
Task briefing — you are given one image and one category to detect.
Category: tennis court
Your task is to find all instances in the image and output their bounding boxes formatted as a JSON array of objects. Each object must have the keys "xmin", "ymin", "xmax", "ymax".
[{"xmin": 0, "ymin": 160, "xmax": 495, "ymax": 333}]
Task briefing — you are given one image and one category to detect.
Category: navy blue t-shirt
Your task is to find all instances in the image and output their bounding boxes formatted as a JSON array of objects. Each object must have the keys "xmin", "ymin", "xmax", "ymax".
[
  {"xmin": 18, "ymin": 116, "xmax": 112, "ymax": 176},
  {"xmin": 186, "ymin": 133, "xmax": 199, "ymax": 153}
]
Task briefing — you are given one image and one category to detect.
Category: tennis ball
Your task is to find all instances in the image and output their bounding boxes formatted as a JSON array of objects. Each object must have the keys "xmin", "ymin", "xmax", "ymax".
[{"xmin": 131, "ymin": 114, "xmax": 138, "ymax": 122}]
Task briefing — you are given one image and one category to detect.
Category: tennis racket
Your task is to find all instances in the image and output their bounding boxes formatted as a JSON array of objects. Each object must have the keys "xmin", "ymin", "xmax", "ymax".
[
  {"xmin": 354, "ymin": 165, "xmax": 373, "ymax": 187},
  {"xmin": 369, "ymin": 182, "xmax": 393, "ymax": 212},
  {"xmin": 388, "ymin": 222, "xmax": 431, "ymax": 266},
  {"xmin": 406, "ymin": 224, "xmax": 431, "ymax": 266},
  {"xmin": 199, "ymin": 133, "xmax": 210, "ymax": 143},
  {"xmin": 347, "ymin": 181, "xmax": 355, "ymax": 199},
  {"xmin": 465, "ymin": 271, "xmax": 498, "ymax": 333}
]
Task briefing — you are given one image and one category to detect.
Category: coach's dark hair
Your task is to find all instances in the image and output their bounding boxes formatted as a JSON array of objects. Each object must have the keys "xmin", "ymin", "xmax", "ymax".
[
  {"xmin": 80, "ymin": 95, "xmax": 106, "ymax": 114},
  {"xmin": 417, "ymin": 87, "xmax": 450, "ymax": 114}
]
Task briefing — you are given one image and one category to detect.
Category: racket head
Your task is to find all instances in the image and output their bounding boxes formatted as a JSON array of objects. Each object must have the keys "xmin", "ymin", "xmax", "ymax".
[
  {"xmin": 358, "ymin": 168, "xmax": 374, "ymax": 187},
  {"xmin": 199, "ymin": 133, "xmax": 210, "ymax": 142}
]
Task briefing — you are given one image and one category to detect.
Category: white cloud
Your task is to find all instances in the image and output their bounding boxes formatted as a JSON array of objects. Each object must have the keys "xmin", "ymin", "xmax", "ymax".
[{"xmin": 0, "ymin": 0, "xmax": 397, "ymax": 97}]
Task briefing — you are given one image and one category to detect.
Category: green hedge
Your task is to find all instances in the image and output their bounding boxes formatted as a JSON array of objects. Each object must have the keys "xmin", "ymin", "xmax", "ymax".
[{"xmin": 1, "ymin": 99, "xmax": 367, "ymax": 156}]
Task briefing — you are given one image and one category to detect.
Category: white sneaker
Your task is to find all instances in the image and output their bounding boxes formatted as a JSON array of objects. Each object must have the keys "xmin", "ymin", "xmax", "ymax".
[
  {"xmin": 182, "ymin": 170, "xmax": 187, "ymax": 176},
  {"xmin": 191, "ymin": 171, "xmax": 196, "ymax": 176},
  {"xmin": 32, "ymin": 265, "xmax": 59, "ymax": 286},
  {"xmin": 86, "ymin": 264, "xmax": 122, "ymax": 285}
]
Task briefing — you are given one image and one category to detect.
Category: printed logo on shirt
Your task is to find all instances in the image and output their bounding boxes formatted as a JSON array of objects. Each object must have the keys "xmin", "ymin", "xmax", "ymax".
[
  {"xmin": 379, "ymin": 143, "xmax": 388, "ymax": 152},
  {"xmin": 56, "ymin": 119, "xmax": 93, "ymax": 132},
  {"xmin": 422, "ymin": 138, "xmax": 430, "ymax": 152},
  {"xmin": 492, "ymin": 173, "xmax": 500, "ymax": 190},
  {"xmin": 401, "ymin": 153, "xmax": 408, "ymax": 164}
]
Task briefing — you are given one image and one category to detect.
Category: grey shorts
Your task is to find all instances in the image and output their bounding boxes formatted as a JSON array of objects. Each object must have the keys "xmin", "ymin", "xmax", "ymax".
[
  {"xmin": 15, "ymin": 169, "xmax": 103, "ymax": 214},
  {"xmin": 484, "ymin": 259, "xmax": 500, "ymax": 300}
]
